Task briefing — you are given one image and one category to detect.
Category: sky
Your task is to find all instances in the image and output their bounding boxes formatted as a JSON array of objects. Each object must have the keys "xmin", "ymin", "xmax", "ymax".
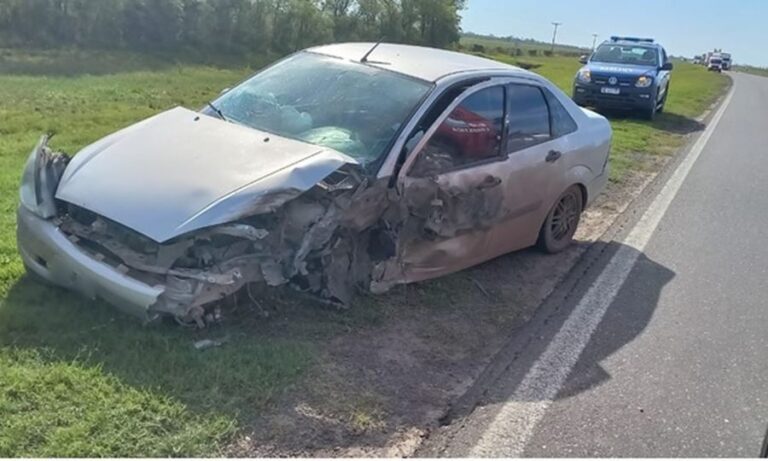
[{"xmin": 461, "ymin": 0, "xmax": 768, "ymax": 67}]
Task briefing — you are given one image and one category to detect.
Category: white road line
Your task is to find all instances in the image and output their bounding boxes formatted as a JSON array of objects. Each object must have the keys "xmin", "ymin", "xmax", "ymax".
[{"xmin": 470, "ymin": 87, "xmax": 736, "ymax": 458}]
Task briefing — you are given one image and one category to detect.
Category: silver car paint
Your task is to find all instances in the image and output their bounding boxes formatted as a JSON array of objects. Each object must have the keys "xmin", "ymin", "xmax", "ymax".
[{"xmin": 56, "ymin": 107, "xmax": 359, "ymax": 242}]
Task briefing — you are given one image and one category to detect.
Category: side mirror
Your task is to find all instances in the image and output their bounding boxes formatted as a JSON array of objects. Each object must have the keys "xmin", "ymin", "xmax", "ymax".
[
  {"xmin": 661, "ymin": 62, "xmax": 674, "ymax": 71},
  {"xmin": 579, "ymin": 55, "xmax": 589, "ymax": 64}
]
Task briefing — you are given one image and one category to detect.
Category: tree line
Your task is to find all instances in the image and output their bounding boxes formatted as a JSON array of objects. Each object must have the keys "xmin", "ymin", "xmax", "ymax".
[{"xmin": 0, "ymin": 0, "xmax": 466, "ymax": 56}]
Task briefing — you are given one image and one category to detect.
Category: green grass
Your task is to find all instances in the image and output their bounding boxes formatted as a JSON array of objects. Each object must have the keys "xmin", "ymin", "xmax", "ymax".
[
  {"xmin": 460, "ymin": 33, "xmax": 589, "ymax": 55},
  {"xmin": 733, "ymin": 64, "xmax": 768, "ymax": 78},
  {"xmin": 0, "ymin": 48, "xmax": 729, "ymax": 456}
]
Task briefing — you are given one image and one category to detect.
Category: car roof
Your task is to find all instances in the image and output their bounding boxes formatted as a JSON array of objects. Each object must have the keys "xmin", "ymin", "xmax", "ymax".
[{"xmin": 306, "ymin": 42, "xmax": 528, "ymax": 83}]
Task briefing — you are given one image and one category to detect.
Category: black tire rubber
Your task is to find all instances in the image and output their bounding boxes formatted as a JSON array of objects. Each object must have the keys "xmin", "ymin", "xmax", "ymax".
[
  {"xmin": 644, "ymin": 101, "xmax": 657, "ymax": 121},
  {"xmin": 537, "ymin": 185, "xmax": 584, "ymax": 254},
  {"xmin": 657, "ymin": 89, "xmax": 668, "ymax": 114}
]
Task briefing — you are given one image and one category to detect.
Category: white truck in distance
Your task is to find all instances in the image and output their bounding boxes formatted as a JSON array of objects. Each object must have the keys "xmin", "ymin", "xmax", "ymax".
[{"xmin": 721, "ymin": 52, "xmax": 732, "ymax": 70}]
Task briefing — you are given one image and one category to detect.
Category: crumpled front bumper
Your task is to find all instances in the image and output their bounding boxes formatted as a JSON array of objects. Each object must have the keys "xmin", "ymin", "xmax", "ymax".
[{"xmin": 17, "ymin": 205, "xmax": 164, "ymax": 321}]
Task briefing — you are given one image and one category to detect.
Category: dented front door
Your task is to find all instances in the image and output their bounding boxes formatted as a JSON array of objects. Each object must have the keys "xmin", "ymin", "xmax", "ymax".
[
  {"xmin": 392, "ymin": 80, "xmax": 562, "ymax": 284},
  {"xmin": 394, "ymin": 83, "xmax": 509, "ymax": 283}
]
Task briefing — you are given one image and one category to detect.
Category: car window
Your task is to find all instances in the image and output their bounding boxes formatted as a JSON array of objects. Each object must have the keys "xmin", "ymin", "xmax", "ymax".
[
  {"xmin": 592, "ymin": 44, "xmax": 659, "ymax": 66},
  {"xmin": 507, "ymin": 84, "xmax": 551, "ymax": 153},
  {"xmin": 661, "ymin": 48, "xmax": 668, "ymax": 64},
  {"xmin": 409, "ymin": 86, "xmax": 505, "ymax": 177},
  {"xmin": 542, "ymin": 89, "xmax": 577, "ymax": 138}
]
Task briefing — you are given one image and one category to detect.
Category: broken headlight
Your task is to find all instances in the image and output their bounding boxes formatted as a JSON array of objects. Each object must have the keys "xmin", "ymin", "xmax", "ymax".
[
  {"xmin": 19, "ymin": 135, "xmax": 68, "ymax": 219},
  {"xmin": 19, "ymin": 138, "xmax": 45, "ymax": 216}
]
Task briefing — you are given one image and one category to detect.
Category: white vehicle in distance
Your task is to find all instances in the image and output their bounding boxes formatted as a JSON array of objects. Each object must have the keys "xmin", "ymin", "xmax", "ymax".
[
  {"xmin": 708, "ymin": 56, "xmax": 723, "ymax": 72},
  {"xmin": 721, "ymin": 53, "xmax": 732, "ymax": 70}
]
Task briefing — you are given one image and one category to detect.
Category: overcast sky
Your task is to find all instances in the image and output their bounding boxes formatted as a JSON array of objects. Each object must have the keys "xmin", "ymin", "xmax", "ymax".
[{"xmin": 461, "ymin": 0, "xmax": 767, "ymax": 67}]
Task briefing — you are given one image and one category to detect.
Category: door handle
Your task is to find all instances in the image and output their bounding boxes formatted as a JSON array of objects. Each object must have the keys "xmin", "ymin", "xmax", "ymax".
[
  {"xmin": 546, "ymin": 150, "xmax": 562, "ymax": 163},
  {"xmin": 477, "ymin": 175, "xmax": 502, "ymax": 190}
]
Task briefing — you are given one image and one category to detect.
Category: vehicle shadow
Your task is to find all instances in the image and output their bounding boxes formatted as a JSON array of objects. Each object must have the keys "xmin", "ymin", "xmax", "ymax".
[
  {"xmin": 426, "ymin": 242, "xmax": 676, "ymax": 455},
  {"xmin": 597, "ymin": 109, "xmax": 706, "ymax": 135}
]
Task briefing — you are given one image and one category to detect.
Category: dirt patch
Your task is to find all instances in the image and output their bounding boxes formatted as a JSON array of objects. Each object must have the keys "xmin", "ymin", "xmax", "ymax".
[{"xmin": 227, "ymin": 155, "xmax": 671, "ymax": 457}]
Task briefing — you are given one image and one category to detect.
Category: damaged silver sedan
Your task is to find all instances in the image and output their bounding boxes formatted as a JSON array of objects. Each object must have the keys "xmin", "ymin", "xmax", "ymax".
[{"xmin": 17, "ymin": 43, "xmax": 611, "ymax": 325}]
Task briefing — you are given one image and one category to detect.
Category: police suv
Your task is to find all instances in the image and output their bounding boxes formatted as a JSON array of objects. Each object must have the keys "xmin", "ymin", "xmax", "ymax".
[{"xmin": 573, "ymin": 37, "xmax": 673, "ymax": 120}]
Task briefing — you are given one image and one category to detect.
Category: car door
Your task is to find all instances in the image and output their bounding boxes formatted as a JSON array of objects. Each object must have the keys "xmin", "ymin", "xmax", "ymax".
[
  {"xmin": 390, "ymin": 80, "xmax": 562, "ymax": 284},
  {"xmin": 484, "ymin": 82, "xmax": 572, "ymax": 256}
]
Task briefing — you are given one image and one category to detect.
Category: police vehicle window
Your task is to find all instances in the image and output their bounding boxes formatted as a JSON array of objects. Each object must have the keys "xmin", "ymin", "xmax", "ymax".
[
  {"xmin": 410, "ymin": 86, "xmax": 505, "ymax": 177},
  {"xmin": 506, "ymin": 84, "xmax": 551, "ymax": 153},
  {"xmin": 542, "ymin": 89, "xmax": 577, "ymax": 138},
  {"xmin": 661, "ymin": 49, "xmax": 668, "ymax": 64},
  {"xmin": 592, "ymin": 45, "xmax": 659, "ymax": 66}
]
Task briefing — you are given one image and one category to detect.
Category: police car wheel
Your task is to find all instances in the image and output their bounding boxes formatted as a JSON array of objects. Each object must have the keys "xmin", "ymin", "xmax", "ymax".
[{"xmin": 643, "ymin": 104, "xmax": 657, "ymax": 121}]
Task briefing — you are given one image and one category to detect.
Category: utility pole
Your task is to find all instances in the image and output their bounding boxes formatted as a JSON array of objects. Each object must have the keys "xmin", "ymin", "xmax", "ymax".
[
  {"xmin": 592, "ymin": 34, "xmax": 598, "ymax": 51},
  {"xmin": 550, "ymin": 22, "xmax": 562, "ymax": 53}
]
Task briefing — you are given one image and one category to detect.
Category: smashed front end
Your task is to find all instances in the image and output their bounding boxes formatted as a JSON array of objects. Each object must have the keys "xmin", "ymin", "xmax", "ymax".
[{"xmin": 17, "ymin": 136, "xmax": 398, "ymax": 325}]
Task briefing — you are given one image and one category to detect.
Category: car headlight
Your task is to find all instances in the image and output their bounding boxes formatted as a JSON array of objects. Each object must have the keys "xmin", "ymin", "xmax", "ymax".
[
  {"xmin": 636, "ymin": 75, "xmax": 653, "ymax": 88},
  {"xmin": 19, "ymin": 138, "xmax": 45, "ymax": 216},
  {"xmin": 577, "ymin": 69, "xmax": 592, "ymax": 83}
]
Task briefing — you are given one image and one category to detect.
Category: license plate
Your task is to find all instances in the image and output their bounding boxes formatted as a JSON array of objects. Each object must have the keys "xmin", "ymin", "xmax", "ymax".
[{"xmin": 601, "ymin": 87, "xmax": 621, "ymax": 95}]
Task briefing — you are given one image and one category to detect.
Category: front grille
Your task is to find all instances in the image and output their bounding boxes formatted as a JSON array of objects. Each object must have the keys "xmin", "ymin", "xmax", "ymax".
[{"xmin": 592, "ymin": 75, "xmax": 635, "ymax": 87}]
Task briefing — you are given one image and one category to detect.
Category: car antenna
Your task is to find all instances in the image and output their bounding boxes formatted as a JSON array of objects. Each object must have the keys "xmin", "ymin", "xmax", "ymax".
[{"xmin": 361, "ymin": 39, "xmax": 384, "ymax": 63}]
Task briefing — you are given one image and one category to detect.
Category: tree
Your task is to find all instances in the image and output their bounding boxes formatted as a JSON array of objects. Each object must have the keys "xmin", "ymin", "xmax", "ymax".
[{"xmin": 0, "ymin": 0, "xmax": 466, "ymax": 56}]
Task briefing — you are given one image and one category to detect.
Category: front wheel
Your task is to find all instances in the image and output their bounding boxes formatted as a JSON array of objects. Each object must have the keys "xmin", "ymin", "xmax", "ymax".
[
  {"xmin": 657, "ymin": 88, "xmax": 669, "ymax": 114},
  {"xmin": 643, "ymin": 101, "xmax": 657, "ymax": 121},
  {"xmin": 537, "ymin": 185, "xmax": 583, "ymax": 254}
]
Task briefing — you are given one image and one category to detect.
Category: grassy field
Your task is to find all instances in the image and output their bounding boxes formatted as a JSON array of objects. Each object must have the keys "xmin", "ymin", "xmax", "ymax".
[
  {"xmin": 733, "ymin": 64, "xmax": 768, "ymax": 78},
  {"xmin": 460, "ymin": 33, "xmax": 590, "ymax": 55},
  {"xmin": 0, "ymin": 49, "xmax": 728, "ymax": 456}
]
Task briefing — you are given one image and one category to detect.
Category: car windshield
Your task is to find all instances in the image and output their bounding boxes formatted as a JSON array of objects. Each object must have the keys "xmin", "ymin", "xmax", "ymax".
[
  {"xmin": 592, "ymin": 44, "xmax": 658, "ymax": 66},
  {"xmin": 213, "ymin": 52, "xmax": 432, "ymax": 167}
]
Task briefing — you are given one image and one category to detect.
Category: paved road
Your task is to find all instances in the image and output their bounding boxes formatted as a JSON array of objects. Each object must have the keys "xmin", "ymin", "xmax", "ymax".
[{"xmin": 427, "ymin": 72, "xmax": 768, "ymax": 457}]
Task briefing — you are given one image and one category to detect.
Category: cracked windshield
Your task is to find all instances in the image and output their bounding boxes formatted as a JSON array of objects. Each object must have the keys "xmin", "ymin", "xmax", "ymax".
[{"xmin": 215, "ymin": 52, "xmax": 431, "ymax": 167}]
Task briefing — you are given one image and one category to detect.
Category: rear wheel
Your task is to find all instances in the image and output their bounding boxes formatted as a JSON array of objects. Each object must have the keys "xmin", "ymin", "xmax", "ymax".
[{"xmin": 537, "ymin": 185, "xmax": 583, "ymax": 254}]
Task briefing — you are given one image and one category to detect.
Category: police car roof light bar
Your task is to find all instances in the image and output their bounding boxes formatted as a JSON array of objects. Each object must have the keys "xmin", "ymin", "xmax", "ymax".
[{"xmin": 610, "ymin": 36, "xmax": 654, "ymax": 43}]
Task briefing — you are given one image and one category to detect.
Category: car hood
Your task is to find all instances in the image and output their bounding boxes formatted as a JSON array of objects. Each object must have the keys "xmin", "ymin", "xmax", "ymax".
[
  {"xmin": 585, "ymin": 62, "xmax": 656, "ymax": 77},
  {"xmin": 56, "ymin": 107, "xmax": 359, "ymax": 242}
]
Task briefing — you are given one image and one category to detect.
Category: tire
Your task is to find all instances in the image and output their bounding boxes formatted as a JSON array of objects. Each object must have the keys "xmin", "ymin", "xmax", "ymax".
[
  {"xmin": 643, "ymin": 102, "xmax": 657, "ymax": 121},
  {"xmin": 537, "ymin": 185, "xmax": 583, "ymax": 254},
  {"xmin": 657, "ymin": 88, "xmax": 669, "ymax": 114}
]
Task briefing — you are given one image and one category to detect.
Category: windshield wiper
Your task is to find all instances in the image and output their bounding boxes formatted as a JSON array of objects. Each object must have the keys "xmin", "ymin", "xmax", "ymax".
[{"xmin": 206, "ymin": 101, "xmax": 228, "ymax": 122}]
